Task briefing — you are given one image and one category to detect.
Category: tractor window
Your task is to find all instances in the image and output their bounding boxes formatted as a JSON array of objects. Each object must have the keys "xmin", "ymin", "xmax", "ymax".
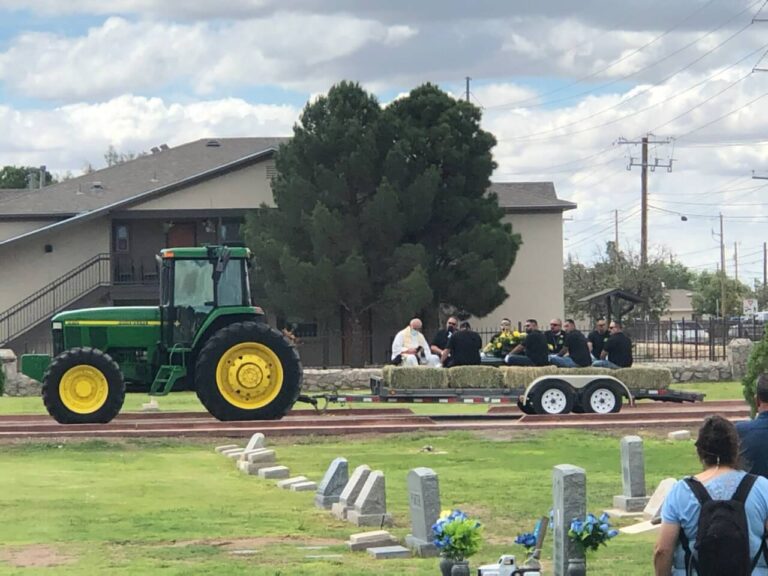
[
  {"xmin": 217, "ymin": 260, "xmax": 245, "ymax": 306},
  {"xmin": 174, "ymin": 260, "xmax": 213, "ymax": 308}
]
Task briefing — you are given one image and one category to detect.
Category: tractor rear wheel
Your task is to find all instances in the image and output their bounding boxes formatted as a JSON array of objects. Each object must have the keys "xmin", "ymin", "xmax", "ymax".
[
  {"xmin": 194, "ymin": 321, "xmax": 302, "ymax": 421},
  {"xmin": 42, "ymin": 347, "xmax": 125, "ymax": 424}
]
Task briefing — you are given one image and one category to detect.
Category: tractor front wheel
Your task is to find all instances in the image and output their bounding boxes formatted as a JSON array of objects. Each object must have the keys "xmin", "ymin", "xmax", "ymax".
[
  {"xmin": 42, "ymin": 347, "xmax": 125, "ymax": 424},
  {"xmin": 194, "ymin": 321, "xmax": 302, "ymax": 421}
]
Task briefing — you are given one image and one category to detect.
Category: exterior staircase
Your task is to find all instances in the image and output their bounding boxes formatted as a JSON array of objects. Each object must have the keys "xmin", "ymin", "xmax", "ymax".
[{"xmin": 0, "ymin": 253, "xmax": 112, "ymax": 348}]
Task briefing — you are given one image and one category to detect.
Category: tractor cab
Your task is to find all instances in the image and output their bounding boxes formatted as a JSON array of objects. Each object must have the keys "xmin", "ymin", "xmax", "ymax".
[{"xmin": 158, "ymin": 246, "xmax": 255, "ymax": 347}]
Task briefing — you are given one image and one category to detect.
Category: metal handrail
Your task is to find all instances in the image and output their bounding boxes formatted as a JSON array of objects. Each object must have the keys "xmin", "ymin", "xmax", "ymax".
[{"xmin": 0, "ymin": 253, "xmax": 112, "ymax": 345}]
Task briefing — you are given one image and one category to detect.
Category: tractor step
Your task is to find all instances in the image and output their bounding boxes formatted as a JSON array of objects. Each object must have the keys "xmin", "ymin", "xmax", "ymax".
[{"xmin": 150, "ymin": 364, "xmax": 187, "ymax": 396}]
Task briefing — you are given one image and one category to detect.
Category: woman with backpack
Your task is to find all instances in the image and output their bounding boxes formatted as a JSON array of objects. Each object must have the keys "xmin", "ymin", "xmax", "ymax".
[{"xmin": 654, "ymin": 415, "xmax": 768, "ymax": 575}]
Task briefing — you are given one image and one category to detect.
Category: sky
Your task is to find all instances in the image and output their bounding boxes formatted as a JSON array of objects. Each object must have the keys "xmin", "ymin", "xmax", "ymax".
[{"xmin": 1, "ymin": 0, "xmax": 768, "ymax": 286}]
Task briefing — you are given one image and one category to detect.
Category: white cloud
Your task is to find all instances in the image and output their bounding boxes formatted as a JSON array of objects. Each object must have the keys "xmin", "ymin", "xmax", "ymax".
[{"xmin": 0, "ymin": 95, "xmax": 298, "ymax": 174}]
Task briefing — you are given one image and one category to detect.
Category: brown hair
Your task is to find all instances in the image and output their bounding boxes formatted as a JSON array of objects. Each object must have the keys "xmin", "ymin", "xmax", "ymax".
[{"xmin": 695, "ymin": 415, "xmax": 740, "ymax": 468}]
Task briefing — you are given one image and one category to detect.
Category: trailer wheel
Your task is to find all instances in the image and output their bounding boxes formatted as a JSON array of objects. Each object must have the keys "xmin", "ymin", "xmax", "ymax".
[
  {"xmin": 195, "ymin": 321, "xmax": 302, "ymax": 421},
  {"xmin": 582, "ymin": 380, "xmax": 622, "ymax": 414},
  {"xmin": 42, "ymin": 347, "xmax": 125, "ymax": 424},
  {"xmin": 531, "ymin": 379, "xmax": 574, "ymax": 415}
]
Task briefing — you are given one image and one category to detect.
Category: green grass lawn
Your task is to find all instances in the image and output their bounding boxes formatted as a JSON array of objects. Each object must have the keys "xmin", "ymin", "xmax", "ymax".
[{"xmin": 0, "ymin": 430, "xmax": 703, "ymax": 575}]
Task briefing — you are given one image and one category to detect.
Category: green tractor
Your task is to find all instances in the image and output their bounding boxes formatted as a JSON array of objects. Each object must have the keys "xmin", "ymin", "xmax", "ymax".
[{"xmin": 22, "ymin": 245, "xmax": 302, "ymax": 424}]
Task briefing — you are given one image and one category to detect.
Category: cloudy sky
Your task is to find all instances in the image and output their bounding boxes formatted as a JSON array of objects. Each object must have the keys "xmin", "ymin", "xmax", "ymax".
[{"xmin": 1, "ymin": 0, "xmax": 768, "ymax": 285}]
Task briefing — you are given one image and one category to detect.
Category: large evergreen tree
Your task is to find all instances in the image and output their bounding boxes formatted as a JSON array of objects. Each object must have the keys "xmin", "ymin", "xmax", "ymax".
[{"xmin": 244, "ymin": 82, "xmax": 520, "ymax": 366}]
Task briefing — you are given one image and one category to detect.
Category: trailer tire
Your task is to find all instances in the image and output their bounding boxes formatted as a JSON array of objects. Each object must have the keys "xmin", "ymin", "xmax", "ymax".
[
  {"xmin": 530, "ymin": 379, "xmax": 574, "ymax": 415},
  {"xmin": 195, "ymin": 321, "xmax": 302, "ymax": 421},
  {"xmin": 42, "ymin": 347, "xmax": 125, "ymax": 424},
  {"xmin": 581, "ymin": 380, "xmax": 622, "ymax": 414}
]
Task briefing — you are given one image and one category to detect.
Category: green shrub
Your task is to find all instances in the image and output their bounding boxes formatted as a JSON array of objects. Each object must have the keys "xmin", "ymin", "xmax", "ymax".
[
  {"xmin": 743, "ymin": 328, "xmax": 768, "ymax": 414},
  {"xmin": 383, "ymin": 366, "xmax": 447, "ymax": 389},
  {"xmin": 446, "ymin": 366, "xmax": 504, "ymax": 389},
  {"xmin": 0, "ymin": 365, "xmax": 5, "ymax": 396}
]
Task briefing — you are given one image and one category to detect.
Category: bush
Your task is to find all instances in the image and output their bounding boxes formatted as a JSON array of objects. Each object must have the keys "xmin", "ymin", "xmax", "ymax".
[
  {"xmin": 446, "ymin": 366, "xmax": 504, "ymax": 389},
  {"xmin": 0, "ymin": 364, "xmax": 4, "ymax": 396},
  {"xmin": 743, "ymin": 329, "xmax": 768, "ymax": 413},
  {"xmin": 382, "ymin": 366, "xmax": 446, "ymax": 389}
]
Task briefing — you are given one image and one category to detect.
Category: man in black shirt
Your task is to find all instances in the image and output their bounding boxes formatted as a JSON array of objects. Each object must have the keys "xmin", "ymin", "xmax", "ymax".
[
  {"xmin": 504, "ymin": 319, "xmax": 549, "ymax": 366},
  {"xmin": 592, "ymin": 320, "xmax": 633, "ymax": 368},
  {"xmin": 587, "ymin": 318, "xmax": 609, "ymax": 361},
  {"xmin": 442, "ymin": 321, "xmax": 482, "ymax": 367},
  {"xmin": 549, "ymin": 319, "xmax": 591, "ymax": 367},
  {"xmin": 544, "ymin": 319, "xmax": 565, "ymax": 354},
  {"xmin": 431, "ymin": 317, "xmax": 458, "ymax": 366}
]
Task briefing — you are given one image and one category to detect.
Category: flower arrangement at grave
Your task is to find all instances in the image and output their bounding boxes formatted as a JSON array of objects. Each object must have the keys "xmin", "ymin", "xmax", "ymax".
[
  {"xmin": 567, "ymin": 512, "xmax": 619, "ymax": 554},
  {"xmin": 514, "ymin": 531, "xmax": 537, "ymax": 552},
  {"xmin": 432, "ymin": 509, "xmax": 483, "ymax": 561},
  {"xmin": 483, "ymin": 330, "xmax": 523, "ymax": 358}
]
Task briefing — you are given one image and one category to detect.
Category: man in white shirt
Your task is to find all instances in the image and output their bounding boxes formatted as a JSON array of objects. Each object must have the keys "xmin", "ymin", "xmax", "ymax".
[{"xmin": 391, "ymin": 318, "xmax": 441, "ymax": 367}]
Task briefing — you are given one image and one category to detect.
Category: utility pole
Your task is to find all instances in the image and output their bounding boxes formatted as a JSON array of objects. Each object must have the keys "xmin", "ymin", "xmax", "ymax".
[
  {"xmin": 734, "ymin": 241, "xmax": 739, "ymax": 282},
  {"xmin": 614, "ymin": 209, "xmax": 619, "ymax": 252},
  {"xmin": 762, "ymin": 241, "xmax": 768, "ymax": 287},
  {"xmin": 720, "ymin": 213, "xmax": 727, "ymax": 319},
  {"xmin": 465, "ymin": 77, "xmax": 471, "ymax": 103},
  {"xmin": 616, "ymin": 134, "xmax": 674, "ymax": 266}
]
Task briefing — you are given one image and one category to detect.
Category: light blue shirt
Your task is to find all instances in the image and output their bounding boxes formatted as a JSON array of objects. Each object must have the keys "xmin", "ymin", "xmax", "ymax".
[{"xmin": 661, "ymin": 470, "xmax": 768, "ymax": 575}]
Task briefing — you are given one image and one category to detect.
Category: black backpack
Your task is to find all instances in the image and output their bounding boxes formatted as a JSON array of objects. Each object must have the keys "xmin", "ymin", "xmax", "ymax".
[{"xmin": 680, "ymin": 474, "xmax": 767, "ymax": 576}]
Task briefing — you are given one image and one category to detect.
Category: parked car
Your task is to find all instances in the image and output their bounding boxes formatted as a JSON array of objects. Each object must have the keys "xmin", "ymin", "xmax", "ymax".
[
  {"xmin": 668, "ymin": 321, "xmax": 710, "ymax": 343},
  {"xmin": 728, "ymin": 318, "xmax": 766, "ymax": 339}
]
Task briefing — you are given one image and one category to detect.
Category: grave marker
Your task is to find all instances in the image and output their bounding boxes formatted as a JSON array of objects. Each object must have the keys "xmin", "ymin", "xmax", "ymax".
[
  {"xmin": 332, "ymin": 465, "xmax": 371, "ymax": 520},
  {"xmin": 405, "ymin": 467, "xmax": 440, "ymax": 557},
  {"xmin": 315, "ymin": 457, "xmax": 349, "ymax": 509},
  {"xmin": 552, "ymin": 464, "xmax": 586, "ymax": 576},
  {"xmin": 347, "ymin": 470, "xmax": 392, "ymax": 527},
  {"xmin": 613, "ymin": 435, "xmax": 649, "ymax": 512}
]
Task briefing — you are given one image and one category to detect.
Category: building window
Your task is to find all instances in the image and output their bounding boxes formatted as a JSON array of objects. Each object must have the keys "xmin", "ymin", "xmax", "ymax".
[
  {"xmin": 220, "ymin": 219, "xmax": 242, "ymax": 243},
  {"xmin": 115, "ymin": 225, "xmax": 130, "ymax": 252}
]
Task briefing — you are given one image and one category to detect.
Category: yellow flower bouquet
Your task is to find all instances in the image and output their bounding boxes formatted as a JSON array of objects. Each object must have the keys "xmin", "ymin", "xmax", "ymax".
[{"xmin": 483, "ymin": 330, "xmax": 523, "ymax": 358}]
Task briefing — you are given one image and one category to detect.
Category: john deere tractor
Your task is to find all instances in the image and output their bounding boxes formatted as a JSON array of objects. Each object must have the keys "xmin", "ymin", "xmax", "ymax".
[{"xmin": 23, "ymin": 245, "xmax": 302, "ymax": 424}]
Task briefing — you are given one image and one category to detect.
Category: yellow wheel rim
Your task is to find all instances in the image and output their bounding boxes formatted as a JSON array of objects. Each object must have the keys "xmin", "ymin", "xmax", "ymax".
[
  {"xmin": 60, "ymin": 365, "xmax": 109, "ymax": 414},
  {"xmin": 215, "ymin": 342, "xmax": 284, "ymax": 410}
]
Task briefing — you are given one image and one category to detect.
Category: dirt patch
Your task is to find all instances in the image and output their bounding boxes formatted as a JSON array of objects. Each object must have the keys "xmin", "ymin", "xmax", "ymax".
[{"xmin": 0, "ymin": 545, "xmax": 75, "ymax": 568}]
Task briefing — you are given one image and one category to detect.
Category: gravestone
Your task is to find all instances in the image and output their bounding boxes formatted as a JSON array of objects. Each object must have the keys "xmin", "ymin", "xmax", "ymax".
[
  {"xmin": 644, "ymin": 477, "xmax": 677, "ymax": 520},
  {"xmin": 332, "ymin": 465, "xmax": 371, "ymax": 520},
  {"xmin": 348, "ymin": 530, "xmax": 399, "ymax": 552},
  {"xmin": 347, "ymin": 470, "xmax": 392, "ymax": 527},
  {"xmin": 612, "ymin": 436, "xmax": 649, "ymax": 512},
  {"xmin": 315, "ymin": 457, "xmax": 349, "ymax": 509},
  {"xmin": 405, "ymin": 467, "xmax": 440, "ymax": 557},
  {"xmin": 552, "ymin": 464, "xmax": 586, "ymax": 576}
]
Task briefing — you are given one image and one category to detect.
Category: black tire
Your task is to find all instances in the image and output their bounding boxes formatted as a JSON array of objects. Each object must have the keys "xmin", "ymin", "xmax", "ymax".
[
  {"xmin": 195, "ymin": 321, "xmax": 302, "ymax": 421},
  {"xmin": 42, "ymin": 347, "xmax": 125, "ymax": 424},
  {"xmin": 581, "ymin": 380, "xmax": 622, "ymax": 414},
  {"xmin": 530, "ymin": 379, "xmax": 575, "ymax": 415},
  {"xmin": 517, "ymin": 398, "xmax": 536, "ymax": 415}
]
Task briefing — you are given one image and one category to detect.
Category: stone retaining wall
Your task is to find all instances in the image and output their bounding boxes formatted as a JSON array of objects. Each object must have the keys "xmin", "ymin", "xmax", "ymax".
[
  {"xmin": 0, "ymin": 349, "xmax": 41, "ymax": 397},
  {"xmin": 640, "ymin": 361, "xmax": 732, "ymax": 383}
]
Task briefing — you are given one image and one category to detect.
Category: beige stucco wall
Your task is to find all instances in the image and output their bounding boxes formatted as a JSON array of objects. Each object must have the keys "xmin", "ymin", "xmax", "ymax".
[
  {"xmin": 0, "ymin": 220, "xmax": 58, "ymax": 243},
  {"xmin": 127, "ymin": 162, "xmax": 274, "ymax": 211},
  {"xmin": 0, "ymin": 219, "xmax": 109, "ymax": 311},
  {"xmin": 472, "ymin": 211, "xmax": 565, "ymax": 329}
]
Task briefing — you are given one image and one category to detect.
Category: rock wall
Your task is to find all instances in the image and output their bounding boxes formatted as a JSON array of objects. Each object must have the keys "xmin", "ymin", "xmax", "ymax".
[
  {"xmin": 302, "ymin": 368, "xmax": 382, "ymax": 392},
  {"xmin": 727, "ymin": 338, "xmax": 754, "ymax": 380},
  {"xmin": 0, "ymin": 349, "xmax": 41, "ymax": 397},
  {"xmin": 642, "ymin": 361, "xmax": 732, "ymax": 383}
]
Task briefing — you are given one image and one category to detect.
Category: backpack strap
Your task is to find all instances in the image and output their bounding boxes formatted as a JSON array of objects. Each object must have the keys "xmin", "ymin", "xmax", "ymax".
[
  {"xmin": 680, "ymin": 477, "xmax": 712, "ymax": 575},
  {"xmin": 732, "ymin": 473, "xmax": 758, "ymax": 503}
]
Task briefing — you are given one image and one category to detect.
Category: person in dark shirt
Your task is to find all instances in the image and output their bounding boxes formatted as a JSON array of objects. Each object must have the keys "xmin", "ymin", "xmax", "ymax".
[
  {"xmin": 736, "ymin": 373, "xmax": 768, "ymax": 478},
  {"xmin": 442, "ymin": 321, "xmax": 483, "ymax": 367},
  {"xmin": 592, "ymin": 320, "xmax": 633, "ymax": 368},
  {"xmin": 504, "ymin": 319, "xmax": 549, "ymax": 366},
  {"xmin": 544, "ymin": 318, "xmax": 565, "ymax": 354},
  {"xmin": 587, "ymin": 318, "xmax": 609, "ymax": 361},
  {"xmin": 549, "ymin": 319, "xmax": 591, "ymax": 367},
  {"xmin": 431, "ymin": 317, "xmax": 458, "ymax": 366}
]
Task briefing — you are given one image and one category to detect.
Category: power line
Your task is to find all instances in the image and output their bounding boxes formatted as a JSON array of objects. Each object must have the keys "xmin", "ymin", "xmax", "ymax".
[{"xmin": 488, "ymin": 0, "xmax": 721, "ymax": 111}]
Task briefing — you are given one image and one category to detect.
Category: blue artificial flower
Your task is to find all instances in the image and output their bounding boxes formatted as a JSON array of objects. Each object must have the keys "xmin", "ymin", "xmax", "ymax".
[
  {"xmin": 608, "ymin": 529, "xmax": 619, "ymax": 538},
  {"xmin": 586, "ymin": 513, "xmax": 598, "ymax": 525},
  {"xmin": 599, "ymin": 512, "xmax": 610, "ymax": 523},
  {"xmin": 570, "ymin": 519, "xmax": 584, "ymax": 534},
  {"xmin": 600, "ymin": 523, "xmax": 610, "ymax": 533}
]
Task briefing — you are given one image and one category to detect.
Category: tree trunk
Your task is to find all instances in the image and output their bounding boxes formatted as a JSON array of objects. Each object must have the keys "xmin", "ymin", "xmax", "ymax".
[{"xmin": 341, "ymin": 308, "xmax": 369, "ymax": 368}]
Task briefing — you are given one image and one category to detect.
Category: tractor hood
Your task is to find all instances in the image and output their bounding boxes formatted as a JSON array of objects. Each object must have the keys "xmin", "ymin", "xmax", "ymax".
[{"xmin": 53, "ymin": 307, "xmax": 160, "ymax": 325}]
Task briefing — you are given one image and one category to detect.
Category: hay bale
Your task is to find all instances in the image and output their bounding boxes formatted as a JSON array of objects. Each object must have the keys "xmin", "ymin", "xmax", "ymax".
[
  {"xmin": 446, "ymin": 366, "xmax": 505, "ymax": 389},
  {"xmin": 614, "ymin": 367, "xmax": 672, "ymax": 390},
  {"xmin": 382, "ymin": 366, "xmax": 447, "ymax": 389},
  {"xmin": 501, "ymin": 366, "xmax": 560, "ymax": 388}
]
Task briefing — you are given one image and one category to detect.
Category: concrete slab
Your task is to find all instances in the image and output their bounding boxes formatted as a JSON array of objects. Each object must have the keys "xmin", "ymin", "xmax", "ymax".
[
  {"xmin": 258, "ymin": 466, "xmax": 290, "ymax": 479},
  {"xmin": 290, "ymin": 481, "xmax": 318, "ymax": 492},
  {"xmin": 367, "ymin": 545, "xmax": 411, "ymax": 559},
  {"xmin": 277, "ymin": 476, "xmax": 308, "ymax": 489}
]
